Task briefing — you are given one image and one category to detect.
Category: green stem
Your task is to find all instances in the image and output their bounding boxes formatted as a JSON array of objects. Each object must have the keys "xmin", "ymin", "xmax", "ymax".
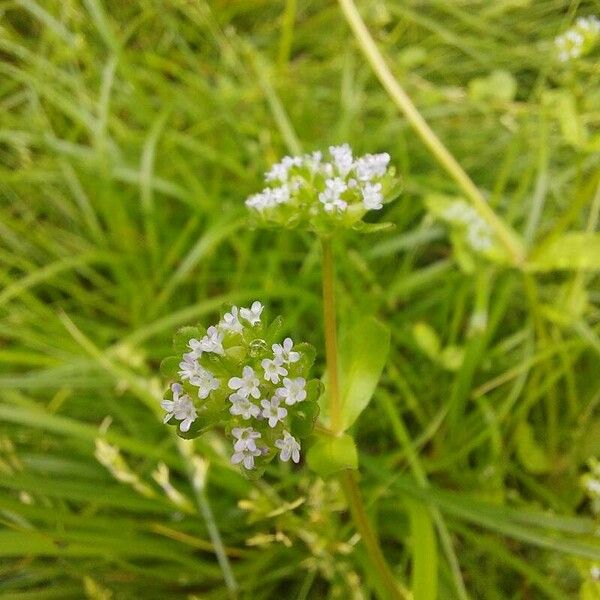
[
  {"xmin": 321, "ymin": 237, "xmax": 342, "ymax": 433},
  {"xmin": 337, "ymin": 0, "xmax": 525, "ymax": 267},
  {"xmin": 320, "ymin": 237, "xmax": 402, "ymax": 600}
]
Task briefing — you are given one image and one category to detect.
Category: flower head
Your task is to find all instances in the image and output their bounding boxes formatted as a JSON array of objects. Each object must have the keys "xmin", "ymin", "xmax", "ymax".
[
  {"xmin": 275, "ymin": 430, "xmax": 301, "ymax": 463},
  {"xmin": 555, "ymin": 16, "xmax": 600, "ymax": 62},
  {"xmin": 161, "ymin": 302, "xmax": 320, "ymax": 477},
  {"xmin": 442, "ymin": 200, "xmax": 494, "ymax": 253},
  {"xmin": 244, "ymin": 144, "xmax": 399, "ymax": 232}
]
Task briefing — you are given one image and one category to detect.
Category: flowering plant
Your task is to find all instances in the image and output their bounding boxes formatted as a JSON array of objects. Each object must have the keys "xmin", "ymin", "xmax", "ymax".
[
  {"xmin": 554, "ymin": 16, "xmax": 600, "ymax": 62},
  {"xmin": 245, "ymin": 143, "xmax": 401, "ymax": 234},
  {"xmin": 160, "ymin": 302, "xmax": 322, "ymax": 478}
]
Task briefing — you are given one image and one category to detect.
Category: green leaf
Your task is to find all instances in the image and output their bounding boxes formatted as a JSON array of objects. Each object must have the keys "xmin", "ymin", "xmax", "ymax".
[
  {"xmin": 160, "ymin": 356, "xmax": 180, "ymax": 379},
  {"xmin": 306, "ymin": 433, "xmax": 358, "ymax": 477},
  {"xmin": 173, "ymin": 326, "xmax": 201, "ymax": 353},
  {"xmin": 468, "ymin": 70, "xmax": 517, "ymax": 103},
  {"xmin": 406, "ymin": 499, "xmax": 438, "ymax": 600},
  {"xmin": 515, "ymin": 421, "xmax": 550, "ymax": 474},
  {"xmin": 542, "ymin": 90, "xmax": 587, "ymax": 148},
  {"xmin": 266, "ymin": 316, "xmax": 284, "ymax": 344},
  {"xmin": 338, "ymin": 316, "xmax": 391, "ymax": 431},
  {"xmin": 527, "ymin": 233, "xmax": 600, "ymax": 272},
  {"xmin": 289, "ymin": 397, "xmax": 320, "ymax": 439}
]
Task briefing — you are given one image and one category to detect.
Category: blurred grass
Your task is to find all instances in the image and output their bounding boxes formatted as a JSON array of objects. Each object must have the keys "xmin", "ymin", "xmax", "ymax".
[{"xmin": 1, "ymin": 0, "xmax": 600, "ymax": 598}]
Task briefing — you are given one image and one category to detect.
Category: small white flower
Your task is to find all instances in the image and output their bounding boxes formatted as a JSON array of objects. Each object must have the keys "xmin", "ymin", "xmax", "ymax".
[
  {"xmin": 178, "ymin": 354, "xmax": 220, "ymax": 399},
  {"xmin": 160, "ymin": 383, "xmax": 197, "ymax": 432},
  {"xmin": 577, "ymin": 16, "xmax": 600, "ymax": 33},
  {"xmin": 329, "ymin": 144, "xmax": 354, "ymax": 176},
  {"xmin": 178, "ymin": 352, "xmax": 201, "ymax": 381},
  {"xmin": 272, "ymin": 337, "xmax": 301, "ymax": 364},
  {"xmin": 198, "ymin": 326, "xmax": 224, "ymax": 355},
  {"xmin": 228, "ymin": 366, "xmax": 261, "ymax": 399},
  {"xmin": 467, "ymin": 221, "xmax": 493, "ymax": 252},
  {"xmin": 231, "ymin": 426, "xmax": 261, "ymax": 452},
  {"xmin": 442, "ymin": 201, "xmax": 493, "ymax": 252},
  {"xmin": 240, "ymin": 301, "xmax": 263, "ymax": 325},
  {"xmin": 275, "ymin": 430, "xmax": 301, "ymax": 463},
  {"xmin": 443, "ymin": 201, "xmax": 473, "ymax": 223},
  {"xmin": 362, "ymin": 182, "xmax": 383, "ymax": 210},
  {"xmin": 591, "ymin": 565, "xmax": 600, "ymax": 581},
  {"xmin": 304, "ymin": 150, "xmax": 323, "ymax": 173},
  {"xmin": 265, "ymin": 162, "xmax": 287, "ymax": 183},
  {"xmin": 319, "ymin": 177, "xmax": 348, "ymax": 213},
  {"xmin": 231, "ymin": 446, "xmax": 261, "ymax": 470},
  {"xmin": 354, "ymin": 152, "xmax": 390, "ymax": 181},
  {"xmin": 276, "ymin": 377, "xmax": 307, "ymax": 405},
  {"xmin": 260, "ymin": 396, "xmax": 288, "ymax": 428},
  {"xmin": 271, "ymin": 184, "xmax": 290, "ymax": 205},
  {"xmin": 261, "ymin": 357, "xmax": 288, "ymax": 384},
  {"xmin": 229, "ymin": 394, "xmax": 260, "ymax": 419},
  {"xmin": 219, "ymin": 306, "xmax": 243, "ymax": 334},
  {"xmin": 245, "ymin": 190, "xmax": 273, "ymax": 211},
  {"xmin": 187, "ymin": 339, "xmax": 203, "ymax": 357},
  {"xmin": 265, "ymin": 155, "xmax": 302, "ymax": 183}
]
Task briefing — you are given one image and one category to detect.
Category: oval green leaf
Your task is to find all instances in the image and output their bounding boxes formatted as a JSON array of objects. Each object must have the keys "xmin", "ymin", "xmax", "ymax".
[{"xmin": 306, "ymin": 433, "xmax": 358, "ymax": 477}]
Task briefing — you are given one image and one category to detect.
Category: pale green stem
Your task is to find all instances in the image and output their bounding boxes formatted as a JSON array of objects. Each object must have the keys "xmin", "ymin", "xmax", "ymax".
[
  {"xmin": 321, "ymin": 237, "xmax": 342, "ymax": 432},
  {"xmin": 337, "ymin": 0, "xmax": 525, "ymax": 266},
  {"xmin": 178, "ymin": 441, "xmax": 238, "ymax": 598},
  {"xmin": 321, "ymin": 237, "xmax": 402, "ymax": 600}
]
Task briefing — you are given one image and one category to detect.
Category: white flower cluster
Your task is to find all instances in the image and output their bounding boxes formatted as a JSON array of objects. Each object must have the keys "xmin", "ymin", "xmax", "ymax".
[
  {"xmin": 555, "ymin": 16, "xmax": 600, "ymax": 62},
  {"xmin": 443, "ymin": 201, "xmax": 494, "ymax": 252},
  {"xmin": 161, "ymin": 302, "xmax": 307, "ymax": 472},
  {"xmin": 227, "ymin": 337, "xmax": 304, "ymax": 470},
  {"xmin": 245, "ymin": 144, "xmax": 391, "ymax": 215},
  {"xmin": 161, "ymin": 301, "xmax": 264, "ymax": 432}
]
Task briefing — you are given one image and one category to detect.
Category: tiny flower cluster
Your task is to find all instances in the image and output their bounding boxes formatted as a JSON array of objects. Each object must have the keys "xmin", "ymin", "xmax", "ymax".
[
  {"xmin": 443, "ymin": 201, "xmax": 494, "ymax": 252},
  {"xmin": 245, "ymin": 144, "xmax": 400, "ymax": 232},
  {"xmin": 555, "ymin": 16, "xmax": 600, "ymax": 62},
  {"xmin": 160, "ymin": 302, "xmax": 320, "ymax": 477}
]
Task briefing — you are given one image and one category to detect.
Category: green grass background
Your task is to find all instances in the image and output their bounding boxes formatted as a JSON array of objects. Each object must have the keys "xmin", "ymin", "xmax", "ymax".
[{"xmin": 1, "ymin": 0, "xmax": 600, "ymax": 598}]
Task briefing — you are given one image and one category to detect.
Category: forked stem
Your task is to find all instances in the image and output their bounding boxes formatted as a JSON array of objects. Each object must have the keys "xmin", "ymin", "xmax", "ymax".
[{"xmin": 320, "ymin": 237, "xmax": 402, "ymax": 600}]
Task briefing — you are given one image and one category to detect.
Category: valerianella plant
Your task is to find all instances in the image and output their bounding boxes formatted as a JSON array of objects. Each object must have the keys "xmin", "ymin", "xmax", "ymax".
[
  {"xmin": 161, "ymin": 144, "xmax": 402, "ymax": 597},
  {"xmin": 245, "ymin": 143, "xmax": 401, "ymax": 234},
  {"xmin": 160, "ymin": 302, "xmax": 321, "ymax": 479}
]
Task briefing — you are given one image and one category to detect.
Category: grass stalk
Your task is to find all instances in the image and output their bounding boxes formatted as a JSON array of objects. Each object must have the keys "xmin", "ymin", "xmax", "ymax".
[{"xmin": 337, "ymin": 0, "xmax": 525, "ymax": 266}]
